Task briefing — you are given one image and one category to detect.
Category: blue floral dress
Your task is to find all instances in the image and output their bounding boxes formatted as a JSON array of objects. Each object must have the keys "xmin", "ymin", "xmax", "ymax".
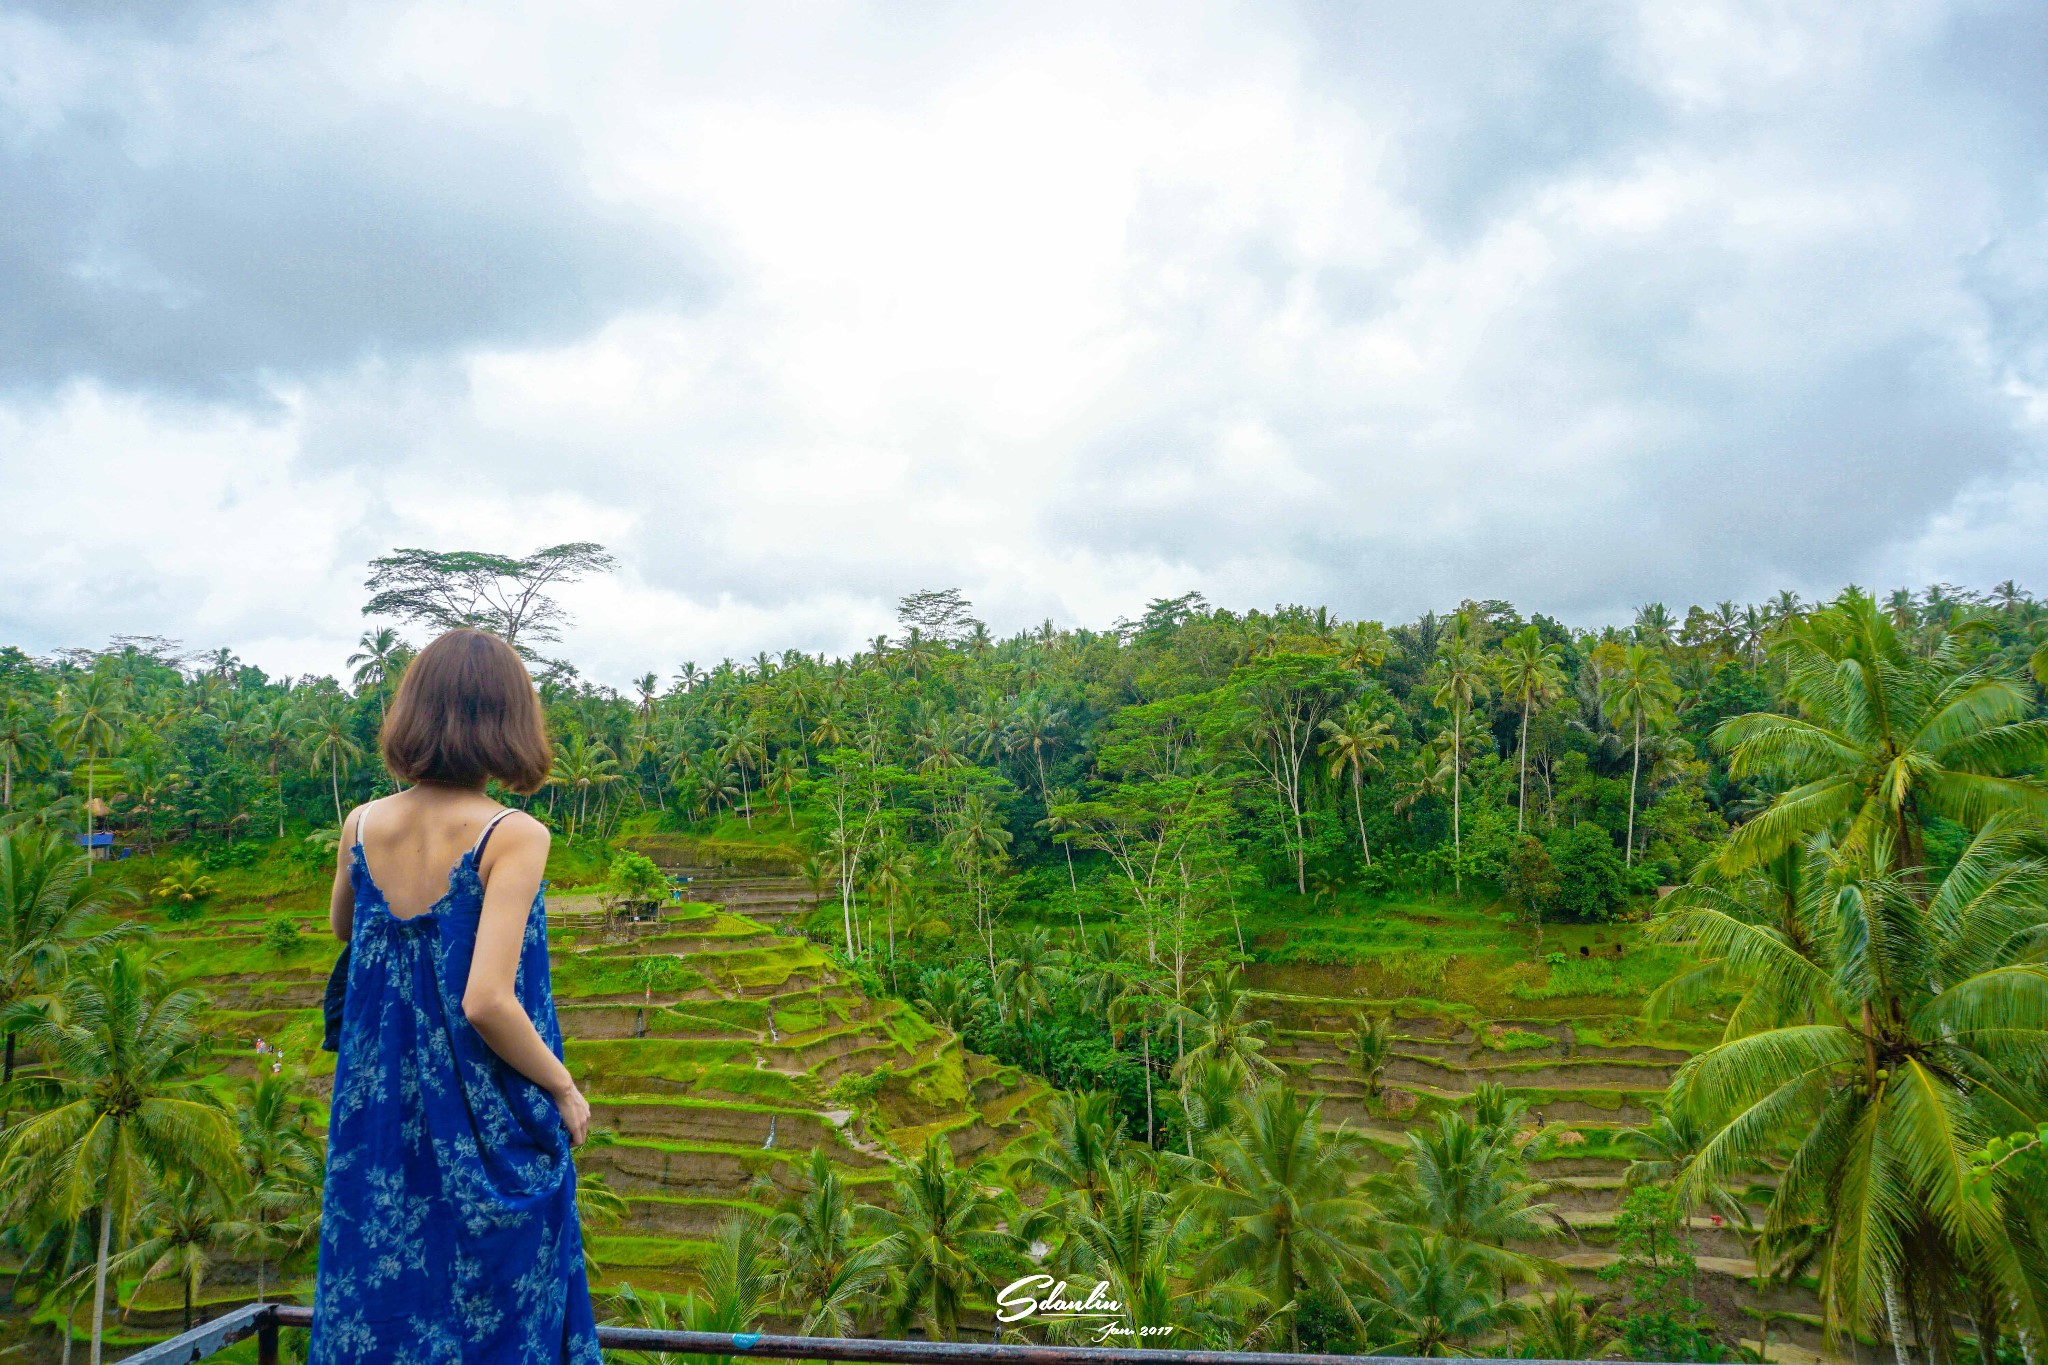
[{"xmin": 312, "ymin": 808, "xmax": 601, "ymax": 1365}]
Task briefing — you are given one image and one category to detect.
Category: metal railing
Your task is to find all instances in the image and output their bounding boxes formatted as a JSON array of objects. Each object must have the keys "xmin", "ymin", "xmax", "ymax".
[{"xmin": 119, "ymin": 1302, "xmax": 1659, "ymax": 1365}]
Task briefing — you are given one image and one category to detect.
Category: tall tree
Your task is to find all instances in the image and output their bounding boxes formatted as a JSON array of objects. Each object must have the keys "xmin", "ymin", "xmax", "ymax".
[
  {"xmin": 0, "ymin": 946, "xmax": 238, "ymax": 1365},
  {"xmin": 300, "ymin": 700, "xmax": 364, "ymax": 830},
  {"xmin": 361, "ymin": 542, "xmax": 616, "ymax": 654},
  {"xmin": 1319, "ymin": 705, "xmax": 1395, "ymax": 862},
  {"xmin": 860, "ymin": 1136, "xmax": 1014, "ymax": 1339},
  {"xmin": 1190, "ymin": 1083, "xmax": 1372, "ymax": 1348},
  {"xmin": 1493, "ymin": 625, "xmax": 1566, "ymax": 834},
  {"xmin": 1219, "ymin": 655, "xmax": 1353, "ymax": 895},
  {"xmin": 0, "ymin": 831, "xmax": 135, "ymax": 1086},
  {"xmin": 1714, "ymin": 592, "xmax": 2048, "ymax": 879},
  {"xmin": 1656, "ymin": 816, "xmax": 2048, "ymax": 1357},
  {"xmin": 1429, "ymin": 625, "xmax": 1490, "ymax": 894},
  {"xmin": 54, "ymin": 676, "xmax": 122, "ymax": 859},
  {"xmin": 1601, "ymin": 644, "xmax": 1678, "ymax": 865},
  {"xmin": 0, "ymin": 695, "xmax": 46, "ymax": 810}
]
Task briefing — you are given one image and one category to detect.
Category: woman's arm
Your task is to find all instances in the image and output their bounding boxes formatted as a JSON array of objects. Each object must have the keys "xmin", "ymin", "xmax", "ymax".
[
  {"xmin": 461, "ymin": 813, "xmax": 590, "ymax": 1144},
  {"xmin": 329, "ymin": 805, "xmax": 363, "ymax": 942}
]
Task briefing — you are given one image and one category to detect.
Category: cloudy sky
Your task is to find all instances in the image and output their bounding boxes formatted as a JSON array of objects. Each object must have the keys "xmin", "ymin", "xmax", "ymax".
[{"xmin": 3, "ymin": 0, "xmax": 2046, "ymax": 687}]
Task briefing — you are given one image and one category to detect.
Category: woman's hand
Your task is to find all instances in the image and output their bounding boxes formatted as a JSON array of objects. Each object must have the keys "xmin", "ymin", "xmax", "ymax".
[{"xmin": 551, "ymin": 1082, "xmax": 591, "ymax": 1146}]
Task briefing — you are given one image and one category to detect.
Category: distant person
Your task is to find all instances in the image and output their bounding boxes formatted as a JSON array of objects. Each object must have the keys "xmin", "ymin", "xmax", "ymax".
[{"xmin": 312, "ymin": 628, "xmax": 598, "ymax": 1365}]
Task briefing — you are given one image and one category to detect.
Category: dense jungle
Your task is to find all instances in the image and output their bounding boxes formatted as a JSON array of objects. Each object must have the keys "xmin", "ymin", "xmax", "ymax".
[{"xmin": 7, "ymin": 557, "xmax": 2048, "ymax": 1365}]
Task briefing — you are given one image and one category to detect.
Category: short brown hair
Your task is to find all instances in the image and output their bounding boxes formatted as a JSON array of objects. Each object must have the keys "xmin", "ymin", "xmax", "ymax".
[{"xmin": 380, "ymin": 629, "xmax": 551, "ymax": 793}]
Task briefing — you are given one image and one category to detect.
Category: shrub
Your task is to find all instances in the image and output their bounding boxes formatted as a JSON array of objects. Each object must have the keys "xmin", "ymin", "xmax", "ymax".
[
  {"xmin": 264, "ymin": 916, "xmax": 304, "ymax": 957},
  {"xmin": 1546, "ymin": 823, "xmax": 1626, "ymax": 923}
]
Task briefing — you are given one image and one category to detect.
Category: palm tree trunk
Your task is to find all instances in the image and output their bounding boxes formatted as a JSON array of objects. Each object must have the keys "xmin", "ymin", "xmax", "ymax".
[
  {"xmin": 330, "ymin": 752, "xmax": 343, "ymax": 830},
  {"xmin": 1352, "ymin": 769, "xmax": 1370, "ymax": 862},
  {"xmin": 1627, "ymin": 716, "xmax": 1641, "ymax": 865},
  {"xmin": 90, "ymin": 1196, "xmax": 111, "ymax": 1365},
  {"xmin": 1452, "ymin": 708, "xmax": 1463, "ymax": 896},
  {"xmin": 1886, "ymin": 1274, "xmax": 1913, "ymax": 1365},
  {"xmin": 3, "ymin": 1031, "xmax": 13, "ymax": 1086},
  {"xmin": 1518, "ymin": 699, "xmax": 1531, "ymax": 833}
]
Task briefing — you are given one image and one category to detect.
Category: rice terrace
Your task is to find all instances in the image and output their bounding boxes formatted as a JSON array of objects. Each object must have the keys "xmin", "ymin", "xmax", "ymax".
[{"xmin": 9, "ymin": 565, "xmax": 2048, "ymax": 1364}]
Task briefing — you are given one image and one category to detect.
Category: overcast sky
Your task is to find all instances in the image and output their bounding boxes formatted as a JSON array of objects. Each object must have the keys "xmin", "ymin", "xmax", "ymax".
[{"xmin": 3, "ymin": 0, "xmax": 2045, "ymax": 687}]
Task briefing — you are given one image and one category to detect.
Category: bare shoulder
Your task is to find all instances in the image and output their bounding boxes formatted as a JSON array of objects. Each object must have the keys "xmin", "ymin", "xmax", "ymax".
[
  {"xmin": 341, "ymin": 800, "xmax": 378, "ymax": 845},
  {"xmin": 489, "ymin": 808, "xmax": 551, "ymax": 853}
]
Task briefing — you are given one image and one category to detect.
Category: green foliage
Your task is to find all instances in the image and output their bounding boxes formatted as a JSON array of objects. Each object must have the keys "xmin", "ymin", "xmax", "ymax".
[
  {"xmin": 152, "ymin": 858, "xmax": 219, "ymax": 921},
  {"xmin": 262, "ymin": 916, "xmax": 303, "ymax": 958},
  {"xmin": 603, "ymin": 850, "xmax": 672, "ymax": 911},
  {"xmin": 1599, "ymin": 1186, "xmax": 1723, "ymax": 1362},
  {"xmin": 1546, "ymin": 822, "xmax": 1627, "ymax": 923}
]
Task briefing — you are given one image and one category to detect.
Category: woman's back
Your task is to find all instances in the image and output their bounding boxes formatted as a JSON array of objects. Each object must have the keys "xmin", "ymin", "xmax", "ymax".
[{"xmin": 354, "ymin": 788, "xmax": 509, "ymax": 918}]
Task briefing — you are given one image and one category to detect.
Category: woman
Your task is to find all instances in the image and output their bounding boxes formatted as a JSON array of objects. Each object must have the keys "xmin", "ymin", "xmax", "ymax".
[{"xmin": 312, "ymin": 629, "xmax": 600, "ymax": 1365}]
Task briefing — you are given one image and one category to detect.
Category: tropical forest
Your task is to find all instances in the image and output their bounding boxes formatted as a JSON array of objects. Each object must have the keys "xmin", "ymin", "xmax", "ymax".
[{"xmin": 7, "ymin": 550, "xmax": 2048, "ymax": 1365}]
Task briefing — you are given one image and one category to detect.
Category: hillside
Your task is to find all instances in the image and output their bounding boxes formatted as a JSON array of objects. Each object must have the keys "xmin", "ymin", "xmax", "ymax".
[{"xmin": 40, "ymin": 838, "xmax": 1047, "ymax": 1350}]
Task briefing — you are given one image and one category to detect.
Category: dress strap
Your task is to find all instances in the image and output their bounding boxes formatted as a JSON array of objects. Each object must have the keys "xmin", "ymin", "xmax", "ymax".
[
  {"xmin": 470, "ymin": 808, "xmax": 517, "ymax": 862},
  {"xmin": 352, "ymin": 802, "xmax": 368, "ymax": 852}
]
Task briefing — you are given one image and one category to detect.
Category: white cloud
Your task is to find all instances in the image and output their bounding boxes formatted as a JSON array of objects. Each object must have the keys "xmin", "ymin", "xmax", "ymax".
[{"xmin": 1, "ymin": 0, "xmax": 2045, "ymax": 686}]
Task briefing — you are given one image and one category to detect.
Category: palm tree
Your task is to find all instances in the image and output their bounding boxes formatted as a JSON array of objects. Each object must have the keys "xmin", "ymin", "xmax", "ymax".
[
  {"xmin": 0, "ymin": 945, "xmax": 239, "ymax": 1365},
  {"xmin": 0, "ymin": 831, "xmax": 136, "ymax": 1086},
  {"xmin": 997, "ymin": 926, "xmax": 1063, "ymax": 1036},
  {"xmin": 0, "ymin": 695, "xmax": 47, "ymax": 811},
  {"xmin": 609, "ymin": 1215, "xmax": 775, "ymax": 1365},
  {"xmin": 944, "ymin": 791, "xmax": 1012, "ymax": 992},
  {"xmin": 764, "ymin": 751, "xmax": 803, "ymax": 824},
  {"xmin": 54, "ymin": 676, "xmax": 122, "ymax": 860},
  {"xmin": 1004, "ymin": 692, "xmax": 1070, "ymax": 860},
  {"xmin": 229, "ymin": 1072, "xmax": 323, "ymax": 1302},
  {"xmin": 1514, "ymin": 1286, "xmax": 1607, "ymax": 1360},
  {"xmin": 110, "ymin": 1173, "xmax": 240, "ymax": 1333},
  {"xmin": 1174, "ymin": 963, "xmax": 1278, "ymax": 1084},
  {"xmin": 300, "ymin": 700, "xmax": 364, "ymax": 830},
  {"xmin": 770, "ymin": 1149, "xmax": 888, "ymax": 1336},
  {"xmin": 1015, "ymin": 1091, "xmax": 1125, "ymax": 1218},
  {"xmin": 1036, "ymin": 785, "xmax": 1083, "ymax": 900},
  {"xmin": 347, "ymin": 628, "xmax": 408, "ymax": 706},
  {"xmin": 1373, "ymin": 1110, "xmax": 1565, "ymax": 1287},
  {"xmin": 719, "ymin": 723, "xmax": 766, "ymax": 829},
  {"xmin": 238, "ymin": 698, "xmax": 301, "ymax": 838},
  {"xmin": 1041, "ymin": 1161, "xmax": 1203, "ymax": 1345},
  {"xmin": 1601, "ymin": 644, "xmax": 1678, "ymax": 865},
  {"xmin": 1350, "ymin": 1013, "xmax": 1392, "ymax": 1102},
  {"xmin": 1494, "ymin": 625, "xmax": 1566, "ymax": 834},
  {"xmin": 549, "ymin": 732, "xmax": 621, "ymax": 837},
  {"xmin": 1356, "ymin": 1232, "xmax": 1521, "ymax": 1357},
  {"xmin": 1319, "ymin": 706, "xmax": 1395, "ymax": 862},
  {"xmin": 1634, "ymin": 602, "xmax": 1678, "ymax": 646},
  {"xmin": 863, "ymin": 845, "xmax": 915, "ymax": 974},
  {"xmin": 1713, "ymin": 592, "xmax": 2048, "ymax": 879},
  {"xmin": 1189, "ymin": 1082, "xmax": 1373, "ymax": 1347},
  {"xmin": 860, "ymin": 1135, "xmax": 1014, "ymax": 1339},
  {"xmin": 1428, "ymin": 626, "xmax": 1490, "ymax": 894},
  {"xmin": 1658, "ymin": 815, "xmax": 2048, "ymax": 1357}
]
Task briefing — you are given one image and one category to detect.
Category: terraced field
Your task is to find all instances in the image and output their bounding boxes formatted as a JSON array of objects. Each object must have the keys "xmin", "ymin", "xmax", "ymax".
[
  {"xmin": 1249, "ymin": 975, "xmax": 1834, "ymax": 1363},
  {"xmin": 91, "ymin": 855, "xmax": 1046, "ymax": 1343}
]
